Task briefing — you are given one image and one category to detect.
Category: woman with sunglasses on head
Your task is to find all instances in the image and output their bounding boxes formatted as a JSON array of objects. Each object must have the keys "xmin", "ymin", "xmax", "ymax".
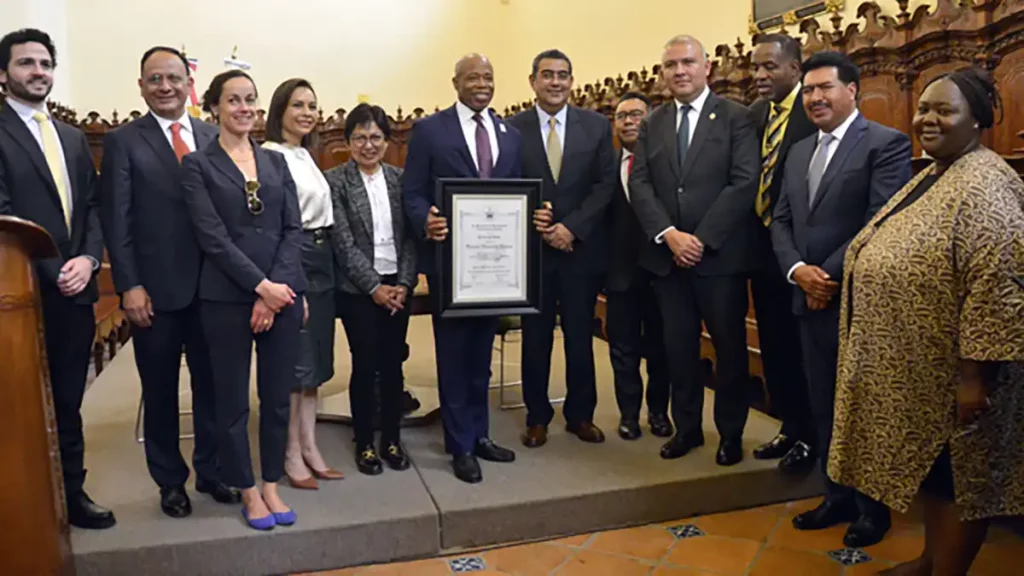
[
  {"xmin": 262, "ymin": 79, "xmax": 344, "ymax": 489},
  {"xmin": 181, "ymin": 69, "xmax": 306, "ymax": 530},
  {"xmin": 326, "ymin": 103, "xmax": 417, "ymax": 475}
]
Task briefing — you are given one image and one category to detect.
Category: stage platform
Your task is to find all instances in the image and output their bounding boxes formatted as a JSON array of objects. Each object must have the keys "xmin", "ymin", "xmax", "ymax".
[{"xmin": 71, "ymin": 318, "xmax": 822, "ymax": 575}]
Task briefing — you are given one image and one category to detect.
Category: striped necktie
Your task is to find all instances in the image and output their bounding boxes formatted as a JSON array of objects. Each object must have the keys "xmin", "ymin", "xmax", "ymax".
[
  {"xmin": 32, "ymin": 111, "xmax": 72, "ymax": 229},
  {"xmin": 755, "ymin": 103, "xmax": 786, "ymax": 226}
]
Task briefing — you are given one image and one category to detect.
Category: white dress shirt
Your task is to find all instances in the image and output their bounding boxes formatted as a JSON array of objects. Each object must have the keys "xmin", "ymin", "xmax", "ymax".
[
  {"xmin": 536, "ymin": 104, "xmax": 567, "ymax": 155},
  {"xmin": 6, "ymin": 97, "xmax": 74, "ymax": 216},
  {"xmin": 620, "ymin": 149, "xmax": 634, "ymax": 201},
  {"xmin": 359, "ymin": 167, "xmax": 398, "ymax": 276},
  {"xmin": 262, "ymin": 141, "xmax": 334, "ymax": 229},
  {"xmin": 455, "ymin": 100, "xmax": 500, "ymax": 169},
  {"xmin": 786, "ymin": 109, "xmax": 861, "ymax": 284},
  {"xmin": 654, "ymin": 85, "xmax": 713, "ymax": 243},
  {"xmin": 152, "ymin": 110, "xmax": 197, "ymax": 153}
]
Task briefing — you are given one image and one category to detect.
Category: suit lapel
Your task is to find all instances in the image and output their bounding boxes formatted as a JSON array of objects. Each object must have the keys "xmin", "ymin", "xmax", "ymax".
[
  {"xmin": 208, "ymin": 140, "xmax": 247, "ymax": 191},
  {"xmin": 561, "ymin": 107, "xmax": 585, "ymax": 185},
  {"xmin": 138, "ymin": 114, "xmax": 183, "ymax": 176},
  {"xmin": 344, "ymin": 161, "xmax": 375, "ymax": 237},
  {"xmin": 521, "ymin": 109, "xmax": 551, "ymax": 182},
  {"xmin": 443, "ymin": 106, "xmax": 479, "ymax": 177},
  {"xmin": 659, "ymin": 103, "xmax": 681, "ymax": 182},
  {"xmin": 190, "ymin": 117, "xmax": 216, "ymax": 151},
  {"xmin": 384, "ymin": 164, "xmax": 404, "ymax": 247},
  {"xmin": 0, "ymin": 104, "xmax": 60, "ymax": 202},
  {"xmin": 490, "ymin": 110, "xmax": 514, "ymax": 177},
  {"xmin": 791, "ymin": 138, "xmax": 815, "ymax": 216},
  {"xmin": 810, "ymin": 114, "xmax": 867, "ymax": 214},
  {"xmin": 679, "ymin": 94, "xmax": 719, "ymax": 183}
]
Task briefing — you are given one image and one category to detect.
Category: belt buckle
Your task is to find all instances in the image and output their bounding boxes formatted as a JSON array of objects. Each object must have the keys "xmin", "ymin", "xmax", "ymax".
[{"xmin": 313, "ymin": 229, "xmax": 325, "ymax": 245}]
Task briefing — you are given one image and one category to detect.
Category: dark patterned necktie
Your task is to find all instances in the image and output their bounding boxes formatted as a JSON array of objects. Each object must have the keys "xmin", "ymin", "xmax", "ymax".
[
  {"xmin": 473, "ymin": 113, "xmax": 493, "ymax": 179},
  {"xmin": 677, "ymin": 104, "xmax": 692, "ymax": 168}
]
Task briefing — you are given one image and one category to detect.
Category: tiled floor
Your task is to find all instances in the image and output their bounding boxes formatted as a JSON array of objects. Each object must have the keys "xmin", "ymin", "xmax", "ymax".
[{"xmin": 297, "ymin": 498, "xmax": 1023, "ymax": 576}]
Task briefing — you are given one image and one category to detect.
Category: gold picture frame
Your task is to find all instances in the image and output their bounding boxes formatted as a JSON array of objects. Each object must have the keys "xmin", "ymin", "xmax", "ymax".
[{"xmin": 749, "ymin": 0, "xmax": 843, "ymax": 33}]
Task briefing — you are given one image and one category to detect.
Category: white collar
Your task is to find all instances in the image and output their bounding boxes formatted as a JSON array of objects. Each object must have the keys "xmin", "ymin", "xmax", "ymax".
[
  {"xmin": 456, "ymin": 100, "xmax": 489, "ymax": 124},
  {"xmin": 819, "ymin": 109, "xmax": 860, "ymax": 143},
  {"xmin": 5, "ymin": 96, "xmax": 48, "ymax": 121},
  {"xmin": 152, "ymin": 109, "xmax": 193, "ymax": 133},
  {"xmin": 676, "ymin": 85, "xmax": 711, "ymax": 115},
  {"xmin": 621, "ymin": 148, "xmax": 634, "ymax": 160},
  {"xmin": 536, "ymin": 104, "xmax": 568, "ymax": 127}
]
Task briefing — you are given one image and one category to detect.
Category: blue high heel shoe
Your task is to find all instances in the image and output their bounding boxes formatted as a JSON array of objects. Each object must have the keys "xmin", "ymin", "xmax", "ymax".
[
  {"xmin": 272, "ymin": 509, "xmax": 297, "ymax": 526},
  {"xmin": 242, "ymin": 507, "xmax": 276, "ymax": 531}
]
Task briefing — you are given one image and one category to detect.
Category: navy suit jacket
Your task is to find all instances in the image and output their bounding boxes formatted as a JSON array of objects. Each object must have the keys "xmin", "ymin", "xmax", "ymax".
[
  {"xmin": 0, "ymin": 102, "xmax": 104, "ymax": 304},
  {"xmin": 100, "ymin": 113, "xmax": 218, "ymax": 311},
  {"xmin": 402, "ymin": 104, "xmax": 522, "ymax": 276},
  {"xmin": 770, "ymin": 112, "xmax": 912, "ymax": 315},
  {"xmin": 181, "ymin": 139, "xmax": 307, "ymax": 303}
]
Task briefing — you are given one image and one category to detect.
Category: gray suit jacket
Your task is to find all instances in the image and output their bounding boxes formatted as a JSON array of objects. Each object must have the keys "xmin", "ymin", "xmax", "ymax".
[{"xmin": 326, "ymin": 160, "xmax": 417, "ymax": 294}]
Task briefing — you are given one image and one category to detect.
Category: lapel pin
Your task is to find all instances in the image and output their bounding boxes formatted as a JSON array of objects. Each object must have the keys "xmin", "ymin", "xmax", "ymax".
[
  {"xmin": 499, "ymin": 123, "xmax": 507, "ymax": 133},
  {"xmin": 709, "ymin": 112, "xmax": 717, "ymax": 120}
]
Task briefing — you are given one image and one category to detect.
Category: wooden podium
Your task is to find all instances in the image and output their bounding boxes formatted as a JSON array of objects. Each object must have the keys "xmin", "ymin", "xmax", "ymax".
[{"xmin": 0, "ymin": 216, "xmax": 74, "ymax": 575}]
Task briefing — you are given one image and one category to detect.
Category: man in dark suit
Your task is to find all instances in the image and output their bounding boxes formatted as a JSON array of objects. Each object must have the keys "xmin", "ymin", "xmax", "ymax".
[
  {"xmin": 100, "ymin": 47, "xmax": 239, "ymax": 518},
  {"xmin": 508, "ymin": 49, "xmax": 617, "ymax": 448},
  {"xmin": 403, "ymin": 54, "xmax": 520, "ymax": 483},
  {"xmin": 604, "ymin": 92, "xmax": 673, "ymax": 441},
  {"xmin": 0, "ymin": 28, "xmax": 114, "ymax": 529},
  {"xmin": 746, "ymin": 34, "xmax": 817, "ymax": 474},
  {"xmin": 771, "ymin": 51, "xmax": 910, "ymax": 548},
  {"xmin": 628, "ymin": 35, "xmax": 760, "ymax": 466}
]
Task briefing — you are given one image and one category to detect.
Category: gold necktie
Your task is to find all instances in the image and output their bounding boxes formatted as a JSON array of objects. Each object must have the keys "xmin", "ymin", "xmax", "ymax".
[
  {"xmin": 755, "ymin": 104, "xmax": 786, "ymax": 226},
  {"xmin": 32, "ymin": 111, "xmax": 71, "ymax": 229},
  {"xmin": 546, "ymin": 116, "xmax": 562, "ymax": 183}
]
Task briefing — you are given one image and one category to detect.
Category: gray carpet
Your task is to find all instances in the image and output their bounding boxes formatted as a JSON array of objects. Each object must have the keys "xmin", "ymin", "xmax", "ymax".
[{"xmin": 71, "ymin": 317, "xmax": 822, "ymax": 575}]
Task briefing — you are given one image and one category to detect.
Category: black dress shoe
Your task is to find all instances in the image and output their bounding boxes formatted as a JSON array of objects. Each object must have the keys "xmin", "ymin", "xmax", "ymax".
[
  {"xmin": 381, "ymin": 441, "xmax": 411, "ymax": 471},
  {"xmin": 618, "ymin": 419, "xmax": 642, "ymax": 440},
  {"xmin": 195, "ymin": 478, "xmax": 241, "ymax": 504},
  {"xmin": 159, "ymin": 486, "xmax": 192, "ymax": 518},
  {"xmin": 659, "ymin": 432, "xmax": 705, "ymax": 460},
  {"xmin": 844, "ymin": 514, "xmax": 891, "ymax": 548},
  {"xmin": 402, "ymin": 389, "xmax": 421, "ymax": 415},
  {"xmin": 792, "ymin": 500, "xmax": 859, "ymax": 531},
  {"xmin": 753, "ymin": 433, "xmax": 796, "ymax": 460},
  {"xmin": 356, "ymin": 445, "xmax": 384, "ymax": 475},
  {"xmin": 67, "ymin": 491, "xmax": 116, "ymax": 530},
  {"xmin": 716, "ymin": 437, "xmax": 743, "ymax": 466},
  {"xmin": 474, "ymin": 438, "xmax": 516, "ymax": 463},
  {"xmin": 453, "ymin": 453, "xmax": 482, "ymax": 483},
  {"xmin": 648, "ymin": 414, "xmax": 674, "ymax": 438},
  {"xmin": 778, "ymin": 441, "xmax": 817, "ymax": 475}
]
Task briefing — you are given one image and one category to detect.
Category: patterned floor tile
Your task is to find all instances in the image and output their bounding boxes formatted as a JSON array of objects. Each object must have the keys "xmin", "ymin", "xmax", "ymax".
[
  {"xmin": 448, "ymin": 556, "xmax": 486, "ymax": 572},
  {"xmin": 666, "ymin": 523, "xmax": 706, "ymax": 539},
  {"xmin": 826, "ymin": 547, "xmax": 872, "ymax": 566}
]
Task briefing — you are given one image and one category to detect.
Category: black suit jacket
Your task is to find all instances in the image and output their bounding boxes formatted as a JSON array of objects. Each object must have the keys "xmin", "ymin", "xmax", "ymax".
[
  {"xmin": 628, "ymin": 92, "xmax": 760, "ymax": 277},
  {"xmin": 750, "ymin": 93, "xmax": 817, "ymax": 216},
  {"xmin": 0, "ymin": 102, "xmax": 104, "ymax": 304},
  {"xmin": 100, "ymin": 113, "xmax": 218, "ymax": 311},
  {"xmin": 181, "ymin": 139, "xmax": 307, "ymax": 303},
  {"xmin": 506, "ymin": 106, "xmax": 616, "ymax": 274},
  {"xmin": 606, "ymin": 150, "xmax": 653, "ymax": 291},
  {"xmin": 770, "ymin": 112, "xmax": 912, "ymax": 315}
]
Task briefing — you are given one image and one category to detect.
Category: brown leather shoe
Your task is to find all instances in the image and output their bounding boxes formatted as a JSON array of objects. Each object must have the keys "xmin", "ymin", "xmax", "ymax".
[
  {"xmin": 521, "ymin": 425, "xmax": 548, "ymax": 448},
  {"xmin": 567, "ymin": 422, "xmax": 606, "ymax": 443}
]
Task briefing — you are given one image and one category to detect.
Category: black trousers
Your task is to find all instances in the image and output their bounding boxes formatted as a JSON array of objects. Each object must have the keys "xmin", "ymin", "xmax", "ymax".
[
  {"xmin": 132, "ymin": 299, "xmax": 219, "ymax": 488},
  {"xmin": 338, "ymin": 278, "xmax": 411, "ymax": 446},
  {"xmin": 749, "ymin": 249, "xmax": 814, "ymax": 444},
  {"xmin": 606, "ymin": 266, "xmax": 670, "ymax": 422},
  {"xmin": 201, "ymin": 299, "xmax": 301, "ymax": 488},
  {"xmin": 800, "ymin": 305, "xmax": 889, "ymax": 520},
  {"xmin": 653, "ymin": 269, "xmax": 750, "ymax": 440},
  {"xmin": 521, "ymin": 269, "xmax": 599, "ymax": 428},
  {"xmin": 41, "ymin": 289, "xmax": 95, "ymax": 497}
]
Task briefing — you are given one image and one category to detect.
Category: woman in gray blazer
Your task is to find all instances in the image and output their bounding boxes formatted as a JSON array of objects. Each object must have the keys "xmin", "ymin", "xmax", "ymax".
[{"xmin": 326, "ymin": 103, "xmax": 417, "ymax": 475}]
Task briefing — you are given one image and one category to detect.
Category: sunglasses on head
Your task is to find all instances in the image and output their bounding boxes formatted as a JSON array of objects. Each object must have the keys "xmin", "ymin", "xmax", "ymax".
[{"xmin": 245, "ymin": 180, "xmax": 264, "ymax": 215}]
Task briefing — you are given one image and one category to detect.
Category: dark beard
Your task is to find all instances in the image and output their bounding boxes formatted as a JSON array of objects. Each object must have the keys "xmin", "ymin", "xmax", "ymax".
[{"xmin": 6, "ymin": 77, "xmax": 51, "ymax": 104}]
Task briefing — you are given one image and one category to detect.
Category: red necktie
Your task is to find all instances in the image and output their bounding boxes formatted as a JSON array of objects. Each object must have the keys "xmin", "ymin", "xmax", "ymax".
[
  {"xmin": 627, "ymin": 154, "xmax": 634, "ymax": 174},
  {"xmin": 170, "ymin": 122, "xmax": 190, "ymax": 163}
]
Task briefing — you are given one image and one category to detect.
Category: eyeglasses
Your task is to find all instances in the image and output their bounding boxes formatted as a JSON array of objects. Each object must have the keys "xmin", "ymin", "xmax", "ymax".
[
  {"xmin": 245, "ymin": 180, "xmax": 264, "ymax": 215},
  {"xmin": 615, "ymin": 110, "xmax": 646, "ymax": 121},
  {"xmin": 350, "ymin": 134, "xmax": 385, "ymax": 147}
]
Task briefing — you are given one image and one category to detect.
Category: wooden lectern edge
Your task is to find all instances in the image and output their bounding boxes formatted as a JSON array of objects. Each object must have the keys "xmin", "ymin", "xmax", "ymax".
[{"xmin": 0, "ymin": 215, "xmax": 59, "ymax": 260}]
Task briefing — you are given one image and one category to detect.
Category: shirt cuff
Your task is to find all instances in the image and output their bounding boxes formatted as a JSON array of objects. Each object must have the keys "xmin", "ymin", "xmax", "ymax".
[
  {"xmin": 369, "ymin": 283, "xmax": 381, "ymax": 296},
  {"xmin": 654, "ymin": 226, "xmax": 676, "ymax": 244},
  {"xmin": 786, "ymin": 262, "xmax": 806, "ymax": 285}
]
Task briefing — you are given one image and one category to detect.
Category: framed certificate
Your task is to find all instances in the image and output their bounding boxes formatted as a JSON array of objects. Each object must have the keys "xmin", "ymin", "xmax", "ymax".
[{"xmin": 434, "ymin": 178, "xmax": 543, "ymax": 318}]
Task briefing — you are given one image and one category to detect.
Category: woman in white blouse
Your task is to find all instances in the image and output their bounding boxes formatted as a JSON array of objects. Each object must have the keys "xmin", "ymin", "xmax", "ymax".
[
  {"xmin": 263, "ymin": 79, "xmax": 343, "ymax": 488},
  {"xmin": 325, "ymin": 104, "xmax": 417, "ymax": 475}
]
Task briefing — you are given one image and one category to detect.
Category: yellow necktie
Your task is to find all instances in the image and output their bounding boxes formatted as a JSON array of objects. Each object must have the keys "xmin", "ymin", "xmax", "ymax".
[
  {"xmin": 755, "ymin": 104, "xmax": 787, "ymax": 226},
  {"xmin": 32, "ymin": 111, "xmax": 71, "ymax": 229},
  {"xmin": 546, "ymin": 116, "xmax": 562, "ymax": 183}
]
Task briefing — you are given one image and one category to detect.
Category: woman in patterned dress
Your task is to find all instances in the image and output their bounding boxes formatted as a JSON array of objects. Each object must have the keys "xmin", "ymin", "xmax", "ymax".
[{"xmin": 828, "ymin": 67, "xmax": 1024, "ymax": 575}]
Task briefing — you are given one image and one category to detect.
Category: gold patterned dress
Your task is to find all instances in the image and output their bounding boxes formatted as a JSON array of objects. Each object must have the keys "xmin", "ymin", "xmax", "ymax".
[{"xmin": 828, "ymin": 147, "xmax": 1024, "ymax": 521}]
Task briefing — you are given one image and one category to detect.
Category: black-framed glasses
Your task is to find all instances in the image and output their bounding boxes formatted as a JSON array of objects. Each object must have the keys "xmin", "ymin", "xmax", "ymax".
[
  {"xmin": 615, "ymin": 110, "xmax": 646, "ymax": 121},
  {"xmin": 245, "ymin": 180, "xmax": 264, "ymax": 215}
]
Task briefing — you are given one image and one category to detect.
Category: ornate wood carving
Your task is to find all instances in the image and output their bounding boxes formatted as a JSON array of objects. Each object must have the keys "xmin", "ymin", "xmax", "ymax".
[{"xmin": 1, "ymin": 1, "xmax": 1020, "ymax": 175}]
